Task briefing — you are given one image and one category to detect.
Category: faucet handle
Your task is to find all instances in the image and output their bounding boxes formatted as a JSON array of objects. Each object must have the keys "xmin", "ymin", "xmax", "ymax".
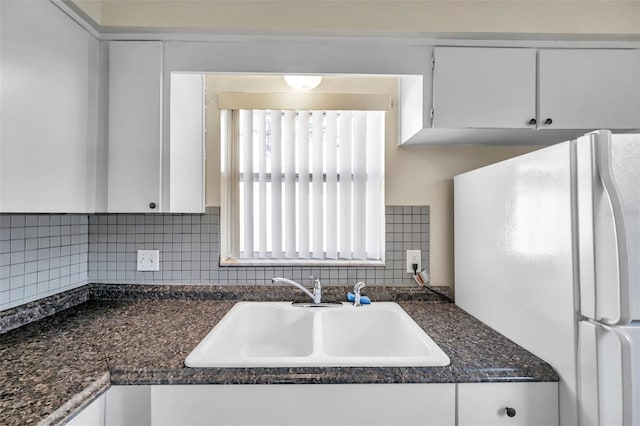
[
  {"xmin": 309, "ymin": 276, "xmax": 322, "ymax": 303},
  {"xmin": 310, "ymin": 275, "xmax": 321, "ymax": 289},
  {"xmin": 353, "ymin": 282, "xmax": 366, "ymax": 307}
]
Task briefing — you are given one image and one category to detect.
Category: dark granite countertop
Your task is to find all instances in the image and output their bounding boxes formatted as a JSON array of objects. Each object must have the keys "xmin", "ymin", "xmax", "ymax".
[{"xmin": 0, "ymin": 284, "xmax": 557, "ymax": 426}]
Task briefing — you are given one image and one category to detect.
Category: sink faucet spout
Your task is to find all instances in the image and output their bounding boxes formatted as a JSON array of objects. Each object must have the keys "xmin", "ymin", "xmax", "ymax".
[{"xmin": 272, "ymin": 277, "xmax": 321, "ymax": 303}]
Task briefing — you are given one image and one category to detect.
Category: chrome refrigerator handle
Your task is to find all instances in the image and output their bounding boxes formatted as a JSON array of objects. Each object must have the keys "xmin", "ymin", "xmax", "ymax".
[{"xmin": 594, "ymin": 130, "xmax": 631, "ymax": 325}]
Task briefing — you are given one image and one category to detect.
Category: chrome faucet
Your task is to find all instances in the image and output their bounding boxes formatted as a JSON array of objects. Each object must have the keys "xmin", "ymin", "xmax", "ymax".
[
  {"xmin": 272, "ymin": 276, "xmax": 322, "ymax": 304},
  {"xmin": 353, "ymin": 282, "xmax": 366, "ymax": 307},
  {"xmin": 310, "ymin": 275, "xmax": 321, "ymax": 303}
]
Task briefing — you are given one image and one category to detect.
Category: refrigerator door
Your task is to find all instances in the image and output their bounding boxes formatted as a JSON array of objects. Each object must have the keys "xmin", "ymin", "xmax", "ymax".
[
  {"xmin": 455, "ymin": 141, "xmax": 578, "ymax": 426},
  {"xmin": 577, "ymin": 131, "xmax": 640, "ymax": 324},
  {"xmin": 579, "ymin": 320, "xmax": 639, "ymax": 426}
]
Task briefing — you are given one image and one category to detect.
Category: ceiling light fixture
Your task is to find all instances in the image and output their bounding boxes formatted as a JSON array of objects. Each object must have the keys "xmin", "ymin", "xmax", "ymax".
[{"xmin": 283, "ymin": 75, "xmax": 322, "ymax": 91}]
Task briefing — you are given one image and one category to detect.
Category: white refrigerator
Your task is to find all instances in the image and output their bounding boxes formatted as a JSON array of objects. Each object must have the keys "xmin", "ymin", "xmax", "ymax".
[{"xmin": 454, "ymin": 130, "xmax": 640, "ymax": 426}]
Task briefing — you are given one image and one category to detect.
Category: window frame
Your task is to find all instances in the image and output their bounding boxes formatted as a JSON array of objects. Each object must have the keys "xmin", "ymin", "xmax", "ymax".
[{"xmin": 219, "ymin": 95, "xmax": 389, "ymax": 267}]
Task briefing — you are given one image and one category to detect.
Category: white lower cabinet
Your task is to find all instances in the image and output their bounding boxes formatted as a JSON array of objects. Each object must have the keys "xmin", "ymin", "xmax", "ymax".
[
  {"xmin": 151, "ymin": 384, "xmax": 455, "ymax": 426},
  {"xmin": 67, "ymin": 382, "xmax": 558, "ymax": 426},
  {"xmin": 74, "ymin": 384, "xmax": 455, "ymax": 425},
  {"xmin": 457, "ymin": 382, "xmax": 559, "ymax": 426}
]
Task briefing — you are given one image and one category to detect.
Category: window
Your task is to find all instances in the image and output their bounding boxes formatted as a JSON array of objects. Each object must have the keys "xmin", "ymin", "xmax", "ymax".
[{"xmin": 220, "ymin": 99, "xmax": 386, "ymax": 266}]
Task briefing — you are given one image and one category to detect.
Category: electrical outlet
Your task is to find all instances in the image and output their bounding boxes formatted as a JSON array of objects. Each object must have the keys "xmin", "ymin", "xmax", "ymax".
[
  {"xmin": 406, "ymin": 249, "xmax": 421, "ymax": 273},
  {"xmin": 137, "ymin": 250, "xmax": 160, "ymax": 271}
]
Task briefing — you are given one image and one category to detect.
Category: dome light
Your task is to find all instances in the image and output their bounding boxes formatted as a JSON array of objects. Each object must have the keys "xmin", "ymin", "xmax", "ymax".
[{"xmin": 283, "ymin": 75, "xmax": 322, "ymax": 91}]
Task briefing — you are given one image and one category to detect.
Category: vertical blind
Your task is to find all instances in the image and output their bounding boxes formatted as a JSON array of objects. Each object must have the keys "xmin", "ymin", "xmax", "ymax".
[{"xmin": 234, "ymin": 109, "xmax": 384, "ymax": 262}]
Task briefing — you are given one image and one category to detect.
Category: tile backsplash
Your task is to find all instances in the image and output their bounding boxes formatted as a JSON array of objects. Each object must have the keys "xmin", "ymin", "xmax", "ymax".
[
  {"xmin": 89, "ymin": 206, "xmax": 429, "ymax": 286},
  {"xmin": 1, "ymin": 206, "xmax": 429, "ymax": 310},
  {"xmin": 0, "ymin": 215, "xmax": 89, "ymax": 310}
]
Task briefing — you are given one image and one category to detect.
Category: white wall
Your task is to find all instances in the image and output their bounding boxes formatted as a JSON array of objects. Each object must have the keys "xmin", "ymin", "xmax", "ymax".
[
  {"xmin": 160, "ymin": 38, "xmax": 433, "ymax": 234},
  {"xmin": 160, "ymin": 39, "xmax": 542, "ymax": 289}
]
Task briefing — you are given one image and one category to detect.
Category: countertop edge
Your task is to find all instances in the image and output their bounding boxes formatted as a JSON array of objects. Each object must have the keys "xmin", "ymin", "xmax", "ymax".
[
  {"xmin": 37, "ymin": 372, "xmax": 111, "ymax": 426},
  {"xmin": 109, "ymin": 366, "xmax": 559, "ymax": 386}
]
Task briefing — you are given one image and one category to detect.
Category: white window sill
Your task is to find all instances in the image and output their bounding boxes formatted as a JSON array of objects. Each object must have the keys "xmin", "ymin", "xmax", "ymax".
[{"xmin": 219, "ymin": 257, "xmax": 385, "ymax": 268}]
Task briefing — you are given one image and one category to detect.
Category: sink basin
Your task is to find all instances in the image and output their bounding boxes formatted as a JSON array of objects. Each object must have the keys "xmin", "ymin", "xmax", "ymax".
[
  {"xmin": 322, "ymin": 308, "xmax": 441, "ymax": 359},
  {"xmin": 186, "ymin": 302, "xmax": 450, "ymax": 368}
]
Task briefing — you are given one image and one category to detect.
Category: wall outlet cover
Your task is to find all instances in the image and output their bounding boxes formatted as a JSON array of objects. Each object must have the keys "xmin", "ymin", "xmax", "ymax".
[
  {"xmin": 137, "ymin": 249, "xmax": 160, "ymax": 271},
  {"xmin": 406, "ymin": 249, "xmax": 421, "ymax": 273}
]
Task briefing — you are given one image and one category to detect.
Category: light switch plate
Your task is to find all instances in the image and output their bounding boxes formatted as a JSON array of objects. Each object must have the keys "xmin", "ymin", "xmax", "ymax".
[{"xmin": 137, "ymin": 250, "xmax": 160, "ymax": 271}]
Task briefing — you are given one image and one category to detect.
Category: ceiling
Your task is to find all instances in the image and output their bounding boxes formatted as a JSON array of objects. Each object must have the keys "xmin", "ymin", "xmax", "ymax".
[{"xmin": 70, "ymin": 0, "xmax": 640, "ymax": 38}]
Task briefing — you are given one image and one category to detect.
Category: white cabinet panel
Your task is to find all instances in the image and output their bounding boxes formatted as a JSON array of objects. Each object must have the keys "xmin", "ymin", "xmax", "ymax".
[
  {"xmin": 151, "ymin": 384, "xmax": 455, "ymax": 426},
  {"xmin": 105, "ymin": 385, "xmax": 151, "ymax": 426},
  {"xmin": 107, "ymin": 41, "xmax": 163, "ymax": 213},
  {"xmin": 72, "ymin": 383, "xmax": 559, "ymax": 426},
  {"xmin": 169, "ymin": 73, "xmax": 205, "ymax": 213},
  {"xmin": 432, "ymin": 47, "xmax": 536, "ymax": 129},
  {"xmin": 458, "ymin": 382, "xmax": 559, "ymax": 426},
  {"xmin": 539, "ymin": 49, "xmax": 640, "ymax": 130},
  {"xmin": 66, "ymin": 393, "xmax": 106, "ymax": 426},
  {"xmin": 0, "ymin": 0, "xmax": 98, "ymax": 213}
]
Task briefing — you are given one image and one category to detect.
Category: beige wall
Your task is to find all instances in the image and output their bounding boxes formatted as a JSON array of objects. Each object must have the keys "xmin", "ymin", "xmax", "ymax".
[
  {"xmin": 388, "ymin": 144, "xmax": 536, "ymax": 290},
  {"xmin": 204, "ymin": 75, "xmax": 536, "ymax": 289},
  {"xmin": 72, "ymin": 0, "xmax": 102, "ymax": 23},
  {"xmin": 76, "ymin": 0, "xmax": 640, "ymax": 36}
]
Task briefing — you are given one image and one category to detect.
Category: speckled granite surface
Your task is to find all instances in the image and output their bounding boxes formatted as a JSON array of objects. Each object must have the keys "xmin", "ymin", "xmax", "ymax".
[
  {"xmin": 0, "ymin": 286, "xmax": 556, "ymax": 426},
  {"xmin": 0, "ymin": 286, "xmax": 91, "ymax": 334},
  {"xmin": 0, "ymin": 283, "xmax": 450, "ymax": 334},
  {"xmin": 0, "ymin": 303, "xmax": 109, "ymax": 426},
  {"xmin": 89, "ymin": 283, "xmax": 452, "ymax": 303}
]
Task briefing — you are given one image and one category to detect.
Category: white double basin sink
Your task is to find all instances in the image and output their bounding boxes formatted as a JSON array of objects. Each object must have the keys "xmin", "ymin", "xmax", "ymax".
[{"xmin": 185, "ymin": 302, "xmax": 450, "ymax": 368}]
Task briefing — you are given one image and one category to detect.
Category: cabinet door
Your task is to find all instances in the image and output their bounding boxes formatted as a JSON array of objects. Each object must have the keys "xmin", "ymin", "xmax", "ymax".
[
  {"xmin": 107, "ymin": 41, "xmax": 163, "ymax": 213},
  {"xmin": 539, "ymin": 49, "xmax": 640, "ymax": 130},
  {"xmin": 458, "ymin": 382, "xmax": 559, "ymax": 426},
  {"xmin": 152, "ymin": 384, "xmax": 455, "ymax": 425},
  {"xmin": 432, "ymin": 47, "xmax": 537, "ymax": 129},
  {"xmin": 0, "ymin": 0, "xmax": 98, "ymax": 213}
]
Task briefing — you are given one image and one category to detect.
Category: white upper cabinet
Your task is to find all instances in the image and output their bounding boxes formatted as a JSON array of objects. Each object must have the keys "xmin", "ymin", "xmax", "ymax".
[
  {"xmin": 0, "ymin": 0, "xmax": 99, "ymax": 213},
  {"xmin": 430, "ymin": 47, "xmax": 640, "ymax": 134},
  {"xmin": 433, "ymin": 47, "xmax": 537, "ymax": 129},
  {"xmin": 538, "ymin": 49, "xmax": 640, "ymax": 130},
  {"xmin": 107, "ymin": 41, "xmax": 163, "ymax": 213}
]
